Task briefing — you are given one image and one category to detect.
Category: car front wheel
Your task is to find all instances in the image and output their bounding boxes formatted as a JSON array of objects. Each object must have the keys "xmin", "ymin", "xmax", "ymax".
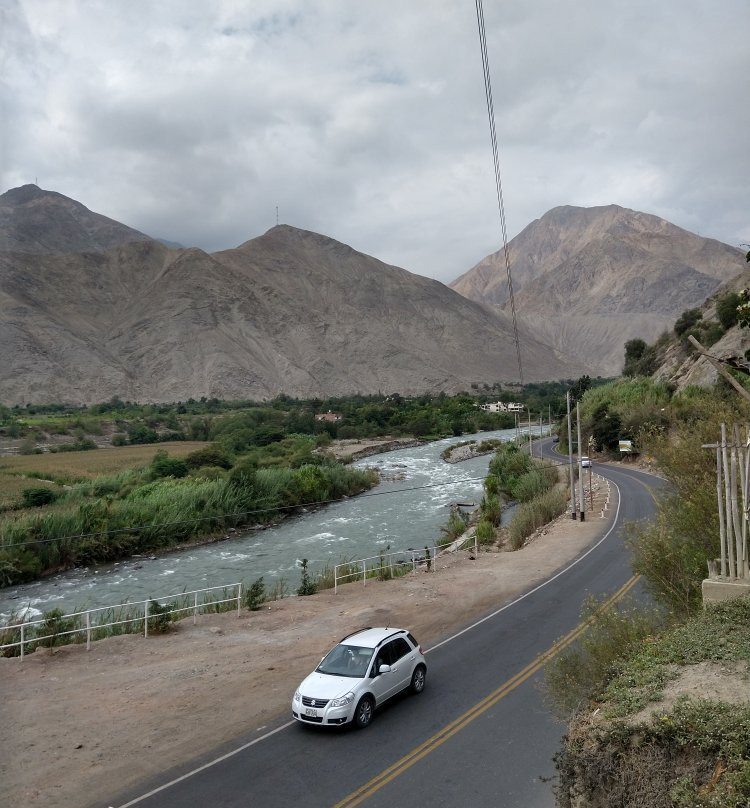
[
  {"xmin": 353, "ymin": 695, "xmax": 374, "ymax": 729},
  {"xmin": 410, "ymin": 664, "xmax": 426, "ymax": 694}
]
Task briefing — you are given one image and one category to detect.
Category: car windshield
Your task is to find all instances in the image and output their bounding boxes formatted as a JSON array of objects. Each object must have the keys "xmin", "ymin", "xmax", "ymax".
[{"xmin": 316, "ymin": 644, "xmax": 374, "ymax": 678}]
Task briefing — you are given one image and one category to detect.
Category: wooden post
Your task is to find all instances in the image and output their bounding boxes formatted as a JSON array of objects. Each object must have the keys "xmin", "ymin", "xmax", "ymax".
[
  {"xmin": 721, "ymin": 425, "xmax": 736, "ymax": 577},
  {"xmin": 717, "ymin": 446, "xmax": 727, "ymax": 576}
]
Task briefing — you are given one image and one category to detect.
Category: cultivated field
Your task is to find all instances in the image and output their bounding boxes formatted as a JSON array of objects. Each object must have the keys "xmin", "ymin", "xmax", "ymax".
[{"xmin": 0, "ymin": 441, "xmax": 208, "ymax": 507}]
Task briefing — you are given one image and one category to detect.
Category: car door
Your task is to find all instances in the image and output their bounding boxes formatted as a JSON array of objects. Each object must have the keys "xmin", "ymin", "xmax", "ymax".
[
  {"xmin": 386, "ymin": 637, "xmax": 414, "ymax": 692},
  {"xmin": 369, "ymin": 640, "xmax": 401, "ymax": 702}
]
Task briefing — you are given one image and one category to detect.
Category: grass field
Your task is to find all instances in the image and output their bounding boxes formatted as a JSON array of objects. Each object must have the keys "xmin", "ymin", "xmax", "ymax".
[{"xmin": 0, "ymin": 442, "xmax": 208, "ymax": 507}]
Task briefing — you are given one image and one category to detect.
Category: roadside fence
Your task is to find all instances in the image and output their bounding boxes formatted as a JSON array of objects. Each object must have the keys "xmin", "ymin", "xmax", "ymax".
[
  {"xmin": 333, "ymin": 545, "xmax": 439, "ymax": 594},
  {"xmin": 1, "ymin": 582, "xmax": 242, "ymax": 659}
]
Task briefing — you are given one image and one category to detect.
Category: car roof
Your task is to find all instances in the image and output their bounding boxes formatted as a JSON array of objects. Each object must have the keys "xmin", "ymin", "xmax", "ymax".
[{"xmin": 339, "ymin": 627, "xmax": 408, "ymax": 648}]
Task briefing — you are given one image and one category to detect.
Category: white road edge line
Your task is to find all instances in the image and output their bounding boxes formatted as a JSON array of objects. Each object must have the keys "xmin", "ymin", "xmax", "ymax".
[
  {"xmin": 427, "ymin": 476, "xmax": 622, "ymax": 653},
  {"xmin": 113, "ymin": 721, "xmax": 295, "ymax": 808},
  {"xmin": 115, "ymin": 472, "xmax": 624, "ymax": 808}
]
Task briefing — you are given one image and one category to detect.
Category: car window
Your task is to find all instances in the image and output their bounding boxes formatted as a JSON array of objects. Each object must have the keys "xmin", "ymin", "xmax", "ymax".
[
  {"xmin": 316, "ymin": 644, "xmax": 373, "ymax": 678},
  {"xmin": 390, "ymin": 638, "xmax": 411, "ymax": 661}
]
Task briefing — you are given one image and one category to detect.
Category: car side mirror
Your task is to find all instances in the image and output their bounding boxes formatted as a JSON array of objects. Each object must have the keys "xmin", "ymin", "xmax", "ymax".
[{"xmin": 378, "ymin": 663, "xmax": 391, "ymax": 674}]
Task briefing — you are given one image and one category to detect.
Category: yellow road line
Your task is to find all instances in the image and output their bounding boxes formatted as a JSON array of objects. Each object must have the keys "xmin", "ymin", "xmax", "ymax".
[{"xmin": 331, "ymin": 575, "xmax": 640, "ymax": 808}]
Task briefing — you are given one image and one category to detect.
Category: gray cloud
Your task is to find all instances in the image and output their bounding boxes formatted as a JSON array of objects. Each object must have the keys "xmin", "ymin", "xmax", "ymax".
[{"xmin": 2, "ymin": 0, "xmax": 748, "ymax": 282}]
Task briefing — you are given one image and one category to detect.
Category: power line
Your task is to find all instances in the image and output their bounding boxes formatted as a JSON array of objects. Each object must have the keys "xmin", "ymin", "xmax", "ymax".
[
  {"xmin": 1, "ymin": 456, "xmax": 568, "ymax": 550},
  {"xmin": 474, "ymin": 0, "xmax": 524, "ymax": 384}
]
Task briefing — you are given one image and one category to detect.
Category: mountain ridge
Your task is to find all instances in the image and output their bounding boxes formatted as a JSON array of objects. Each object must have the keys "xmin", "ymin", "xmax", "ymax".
[{"xmin": 0, "ymin": 188, "xmax": 584, "ymax": 404}]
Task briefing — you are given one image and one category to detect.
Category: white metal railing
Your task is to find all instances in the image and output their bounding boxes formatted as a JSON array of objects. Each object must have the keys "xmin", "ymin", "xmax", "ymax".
[
  {"xmin": 0, "ymin": 582, "xmax": 243, "ymax": 659},
  {"xmin": 333, "ymin": 546, "xmax": 439, "ymax": 593}
]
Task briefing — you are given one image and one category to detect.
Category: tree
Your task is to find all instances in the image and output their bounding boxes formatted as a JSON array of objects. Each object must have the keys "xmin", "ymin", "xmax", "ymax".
[
  {"xmin": 569, "ymin": 375, "xmax": 591, "ymax": 402},
  {"xmin": 623, "ymin": 338, "xmax": 657, "ymax": 377},
  {"xmin": 674, "ymin": 308, "xmax": 702, "ymax": 336},
  {"xmin": 716, "ymin": 291, "xmax": 741, "ymax": 330},
  {"xmin": 590, "ymin": 404, "xmax": 623, "ymax": 452}
]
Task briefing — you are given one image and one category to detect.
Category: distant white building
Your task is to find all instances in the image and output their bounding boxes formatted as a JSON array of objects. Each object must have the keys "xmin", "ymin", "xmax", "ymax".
[
  {"xmin": 479, "ymin": 401, "xmax": 524, "ymax": 413},
  {"xmin": 315, "ymin": 411, "xmax": 342, "ymax": 422}
]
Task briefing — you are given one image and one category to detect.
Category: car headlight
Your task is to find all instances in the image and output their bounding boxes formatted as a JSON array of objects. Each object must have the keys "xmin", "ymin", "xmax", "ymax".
[
  {"xmin": 329, "ymin": 692, "xmax": 355, "ymax": 708},
  {"xmin": 294, "ymin": 690, "xmax": 301, "ymax": 702}
]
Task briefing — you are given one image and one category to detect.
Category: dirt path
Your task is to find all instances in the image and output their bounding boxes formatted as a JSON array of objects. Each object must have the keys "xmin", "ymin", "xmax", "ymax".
[{"xmin": 1, "ymin": 476, "xmax": 615, "ymax": 808}]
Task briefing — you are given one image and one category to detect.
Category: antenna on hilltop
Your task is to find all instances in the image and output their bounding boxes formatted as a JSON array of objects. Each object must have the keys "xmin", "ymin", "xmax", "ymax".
[{"xmin": 276, "ymin": 206, "xmax": 279, "ymax": 226}]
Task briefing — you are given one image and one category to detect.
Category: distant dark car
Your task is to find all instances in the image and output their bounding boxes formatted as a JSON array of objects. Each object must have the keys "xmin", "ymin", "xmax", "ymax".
[{"xmin": 552, "ymin": 435, "xmax": 559, "ymax": 444}]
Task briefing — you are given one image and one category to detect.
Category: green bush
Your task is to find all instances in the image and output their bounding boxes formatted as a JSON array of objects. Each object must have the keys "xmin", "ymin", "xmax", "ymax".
[
  {"xmin": 21, "ymin": 487, "xmax": 59, "ymax": 508},
  {"xmin": 149, "ymin": 450, "xmax": 188, "ymax": 479},
  {"xmin": 674, "ymin": 308, "xmax": 703, "ymax": 336},
  {"xmin": 440, "ymin": 510, "xmax": 469, "ymax": 545},
  {"xmin": 147, "ymin": 600, "xmax": 176, "ymax": 633},
  {"xmin": 184, "ymin": 444, "xmax": 232, "ymax": 470},
  {"xmin": 192, "ymin": 465, "xmax": 227, "ymax": 480},
  {"xmin": 297, "ymin": 559, "xmax": 318, "ymax": 596},
  {"xmin": 475, "ymin": 518, "xmax": 496, "ymax": 546},
  {"xmin": 544, "ymin": 597, "xmax": 666, "ymax": 718},
  {"xmin": 480, "ymin": 493, "xmax": 502, "ymax": 525},
  {"xmin": 716, "ymin": 291, "xmax": 741, "ymax": 330},
  {"xmin": 625, "ymin": 401, "xmax": 750, "ymax": 616},
  {"xmin": 37, "ymin": 608, "xmax": 79, "ymax": 649},
  {"xmin": 511, "ymin": 470, "xmax": 548, "ymax": 502},
  {"xmin": 245, "ymin": 577, "xmax": 266, "ymax": 610},
  {"xmin": 508, "ymin": 488, "xmax": 567, "ymax": 550}
]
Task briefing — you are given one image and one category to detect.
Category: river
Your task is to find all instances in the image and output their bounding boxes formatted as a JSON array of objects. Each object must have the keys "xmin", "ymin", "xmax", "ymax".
[{"xmin": 0, "ymin": 427, "xmax": 543, "ymax": 620}]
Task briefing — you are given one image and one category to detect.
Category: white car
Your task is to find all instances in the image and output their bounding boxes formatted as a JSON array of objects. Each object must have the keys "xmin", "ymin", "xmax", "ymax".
[
  {"xmin": 292, "ymin": 627, "xmax": 427, "ymax": 729},
  {"xmin": 580, "ymin": 456, "xmax": 592, "ymax": 468}
]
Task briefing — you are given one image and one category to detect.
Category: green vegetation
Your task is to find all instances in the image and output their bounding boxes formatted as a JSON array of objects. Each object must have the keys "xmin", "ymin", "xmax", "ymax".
[
  {"xmin": 546, "ymin": 376, "xmax": 750, "ymax": 807},
  {"xmin": 440, "ymin": 510, "xmax": 469, "ymax": 546},
  {"xmin": 559, "ymin": 376, "xmax": 673, "ymax": 455},
  {"xmin": 0, "ymin": 450, "xmax": 377, "ymax": 587},
  {"xmin": 296, "ymin": 558, "xmax": 318, "ymax": 596},
  {"xmin": 245, "ymin": 577, "xmax": 266, "ymax": 610},
  {"xmin": 553, "ymin": 601, "xmax": 750, "ymax": 808},
  {"xmin": 507, "ymin": 488, "xmax": 568, "ymax": 550}
]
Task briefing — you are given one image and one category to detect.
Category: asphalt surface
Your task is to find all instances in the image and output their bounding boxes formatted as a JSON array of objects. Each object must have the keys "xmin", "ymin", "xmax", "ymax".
[{"xmin": 107, "ymin": 442, "xmax": 665, "ymax": 808}]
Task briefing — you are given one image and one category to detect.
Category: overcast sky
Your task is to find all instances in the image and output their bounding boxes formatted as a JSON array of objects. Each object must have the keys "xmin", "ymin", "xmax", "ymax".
[{"xmin": 2, "ymin": 0, "xmax": 748, "ymax": 283}]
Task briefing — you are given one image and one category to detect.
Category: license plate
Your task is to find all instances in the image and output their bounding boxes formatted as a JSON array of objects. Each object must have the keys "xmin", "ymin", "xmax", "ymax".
[{"xmin": 305, "ymin": 708, "xmax": 318, "ymax": 717}]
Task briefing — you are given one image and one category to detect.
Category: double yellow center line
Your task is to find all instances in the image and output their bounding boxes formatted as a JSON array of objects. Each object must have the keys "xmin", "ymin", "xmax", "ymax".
[{"xmin": 332, "ymin": 574, "xmax": 640, "ymax": 808}]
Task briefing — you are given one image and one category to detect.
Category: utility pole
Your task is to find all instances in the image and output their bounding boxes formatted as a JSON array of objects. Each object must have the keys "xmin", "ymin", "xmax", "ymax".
[
  {"xmin": 538, "ymin": 413, "xmax": 542, "ymax": 457},
  {"xmin": 567, "ymin": 391, "xmax": 577, "ymax": 519},
  {"xmin": 577, "ymin": 400, "xmax": 585, "ymax": 521},
  {"xmin": 527, "ymin": 407, "xmax": 532, "ymax": 456}
]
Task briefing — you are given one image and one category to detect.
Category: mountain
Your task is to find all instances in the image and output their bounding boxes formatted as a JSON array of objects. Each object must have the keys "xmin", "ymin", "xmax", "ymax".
[
  {"xmin": 0, "ymin": 184, "xmax": 153, "ymax": 254},
  {"xmin": 0, "ymin": 186, "xmax": 585, "ymax": 404},
  {"xmin": 450, "ymin": 205, "xmax": 746, "ymax": 376}
]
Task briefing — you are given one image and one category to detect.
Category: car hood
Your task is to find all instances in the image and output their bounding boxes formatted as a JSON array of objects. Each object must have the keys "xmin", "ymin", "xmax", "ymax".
[{"xmin": 298, "ymin": 671, "xmax": 359, "ymax": 699}]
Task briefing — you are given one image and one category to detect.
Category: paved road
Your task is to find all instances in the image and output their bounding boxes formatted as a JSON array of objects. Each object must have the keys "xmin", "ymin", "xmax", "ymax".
[{"xmin": 107, "ymin": 444, "xmax": 665, "ymax": 808}]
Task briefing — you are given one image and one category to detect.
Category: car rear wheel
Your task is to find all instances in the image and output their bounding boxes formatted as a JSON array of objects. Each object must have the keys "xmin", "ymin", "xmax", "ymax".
[
  {"xmin": 410, "ymin": 664, "xmax": 426, "ymax": 694},
  {"xmin": 353, "ymin": 695, "xmax": 374, "ymax": 729}
]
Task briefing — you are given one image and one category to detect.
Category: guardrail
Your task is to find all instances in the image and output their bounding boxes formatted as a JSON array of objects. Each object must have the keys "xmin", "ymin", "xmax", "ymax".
[
  {"xmin": 333, "ymin": 546, "xmax": 439, "ymax": 594},
  {"xmin": 1, "ymin": 582, "xmax": 243, "ymax": 659}
]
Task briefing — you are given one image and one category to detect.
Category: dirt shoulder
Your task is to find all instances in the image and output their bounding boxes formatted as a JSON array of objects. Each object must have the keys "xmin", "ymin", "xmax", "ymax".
[{"xmin": 1, "ymin": 473, "xmax": 615, "ymax": 808}]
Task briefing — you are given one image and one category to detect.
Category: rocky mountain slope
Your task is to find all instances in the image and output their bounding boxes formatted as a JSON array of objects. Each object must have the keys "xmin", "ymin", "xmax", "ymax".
[
  {"xmin": 0, "ymin": 184, "xmax": 154, "ymax": 254},
  {"xmin": 0, "ymin": 186, "xmax": 584, "ymax": 405},
  {"xmin": 450, "ymin": 205, "xmax": 745, "ymax": 376},
  {"xmin": 651, "ymin": 263, "xmax": 750, "ymax": 391}
]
